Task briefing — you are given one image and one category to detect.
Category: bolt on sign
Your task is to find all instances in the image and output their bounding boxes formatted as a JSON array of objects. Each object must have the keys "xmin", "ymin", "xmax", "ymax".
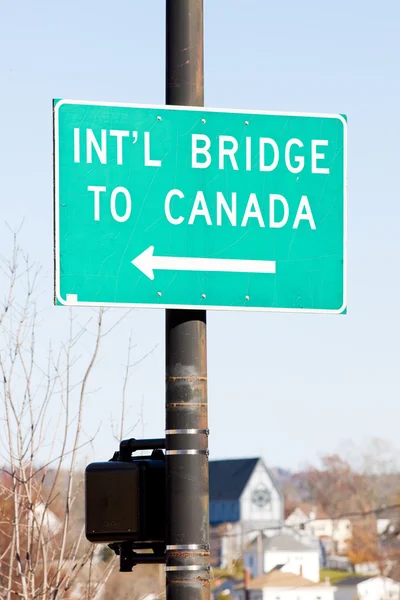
[{"xmin": 53, "ymin": 100, "xmax": 347, "ymax": 313}]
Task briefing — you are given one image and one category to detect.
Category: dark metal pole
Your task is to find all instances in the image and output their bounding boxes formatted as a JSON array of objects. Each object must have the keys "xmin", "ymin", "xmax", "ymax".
[
  {"xmin": 165, "ymin": 2, "xmax": 209, "ymax": 600},
  {"xmin": 166, "ymin": 0, "xmax": 204, "ymax": 106}
]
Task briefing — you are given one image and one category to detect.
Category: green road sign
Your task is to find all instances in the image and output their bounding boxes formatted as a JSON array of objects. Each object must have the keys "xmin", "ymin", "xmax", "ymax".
[{"xmin": 54, "ymin": 100, "xmax": 347, "ymax": 314}]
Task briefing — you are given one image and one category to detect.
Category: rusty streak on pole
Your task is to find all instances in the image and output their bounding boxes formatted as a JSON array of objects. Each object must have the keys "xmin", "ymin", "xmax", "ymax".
[{"xmin": 165, "ymin": 1, "xmax": 209, "ymax": 600}]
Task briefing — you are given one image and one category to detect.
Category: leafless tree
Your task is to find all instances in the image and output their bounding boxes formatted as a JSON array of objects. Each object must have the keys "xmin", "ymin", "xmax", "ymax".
[
  {"xmin": 304, "ymin": 444, "xmax": 400, "ymax": 567},
  {"xmin": 0, "ymin": 234, "xmax": 155, "ymax": 600}
]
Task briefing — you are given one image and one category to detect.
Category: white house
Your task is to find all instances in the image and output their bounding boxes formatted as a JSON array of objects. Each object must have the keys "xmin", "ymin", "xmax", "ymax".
[
  {"xmin": 285, "ymin": 505, "xmax": 352, "ymax": 554},
  {"xmin": 210, "ymin": 458, "xmax": 284, "ymax": 567},
  {"xmin": 358, "ymin": 577, "xmax": 400, "ymax": 600},
  {"xmin": 377, "ymin": 507, "xmax": 400, "ymax": 539},
  {"xmin": 233, "ymin": 567, "xmax": 335, "ymax": 600},
  {"xmin": 377, "ymin": 519, "xmax": 392, "ymax": 536},
  {"xmin": 245, "ymin": 533, "xmax": 320, "ymax": 582},
  {"xmin": 335, "ymin": 576, "xmax": 400, "ymax": 600}
]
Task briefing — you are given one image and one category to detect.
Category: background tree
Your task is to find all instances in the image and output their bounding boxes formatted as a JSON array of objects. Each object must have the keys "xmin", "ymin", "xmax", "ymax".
[
  {"xmin": 304, "ymin": 444, "xmax": 400, "ymax": 569},
  {"xmin": 346, "ymin": 522, "xmax": 381, "ymax": 567}
]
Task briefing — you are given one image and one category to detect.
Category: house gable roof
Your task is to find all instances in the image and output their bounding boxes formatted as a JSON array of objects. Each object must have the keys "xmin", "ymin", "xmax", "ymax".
[
  {"xmin": 287, "ymin": 503, "xmax": 330, "ymax": 520},
  {"xmin": 239, "ymin": 570, "xmax": 331, "ymax": 590},
  {"xmin": 209, "ymin": 458, "xmax": 259, "ymax": 501},
  {"xmin": 249, "ymin": 533, "xmax": 315, "ymax": 553},
  {"xmin": 285, "ymin": 506, "xmax": 309, "ymax": 520}
]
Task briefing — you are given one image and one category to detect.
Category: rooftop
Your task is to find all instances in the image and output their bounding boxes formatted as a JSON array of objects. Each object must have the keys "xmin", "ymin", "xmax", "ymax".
[
  {"xmin": 237, "ymin": 570, "xmax": 332, "ymax": 590},
  {"xmin": 287, "ymin": 503, "xmax": 330, "ymax": 520},
  {"xmin": 266, "ymin": 533, "xmax": 316, "ymax": 552},
  {"xmin": 248, "ymin": 533, "xmax": 316, "ymax": 553},
  {"xmin": 209, "ymin": 458, "xmax": 259, "ymax": 501}
]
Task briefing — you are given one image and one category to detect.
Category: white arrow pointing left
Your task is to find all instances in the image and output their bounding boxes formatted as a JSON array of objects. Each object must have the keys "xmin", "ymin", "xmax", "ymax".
[{"xmin": 131, "ymin": 246, "xmax": 276, "ymax": 281}]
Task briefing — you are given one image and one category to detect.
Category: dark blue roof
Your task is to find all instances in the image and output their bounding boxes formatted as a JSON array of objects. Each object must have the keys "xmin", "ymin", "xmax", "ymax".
[{"xmin": 209, "ymin": 458, "xmax": 259, "ymax": 501}]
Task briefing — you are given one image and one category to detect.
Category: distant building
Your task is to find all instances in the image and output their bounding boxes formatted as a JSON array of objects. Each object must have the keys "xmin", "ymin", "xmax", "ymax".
[
  {"xmin": 245, "ymin": 533, "xmax": 320, "ymax": 582},
  {"xmin": 210, "ymin": 458, "xmax": 284, "ymax": 567},
  {"xmin": 324, "ymin": 555, "xmax": 351, "ymax": 572},
  {"xmin": 285, "ymin": 504, "xmax": 352, "ymax": 554},
  {"xmin": 377, "ymin": 506, "xmax": 400, "ymax": 540},
  {"xmin": 233, "ymin": 567, "xmax": 335, "ymax": 600},
  {"xmin": 335, "ymin": 576, "xmax": 400, "ymax": 600}
]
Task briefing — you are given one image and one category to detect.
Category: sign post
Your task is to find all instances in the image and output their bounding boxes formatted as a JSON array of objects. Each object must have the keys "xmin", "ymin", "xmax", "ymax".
[{"xmin": 165, "ymin": 2, "xmax": 210, "ymax": 599}]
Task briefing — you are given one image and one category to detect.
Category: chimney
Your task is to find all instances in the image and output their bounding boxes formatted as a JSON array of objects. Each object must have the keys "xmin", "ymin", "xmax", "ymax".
[{"xmin": 245, "ymin": 568, "xmax": 251, "ymax": 587}]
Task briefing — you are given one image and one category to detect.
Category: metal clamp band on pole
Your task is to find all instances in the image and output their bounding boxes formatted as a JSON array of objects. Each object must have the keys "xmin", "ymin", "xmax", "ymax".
[
  {"xmin": 165, "ymin": 565, "xmax": 210, "ymax": 572},
  {"xmin": 166, "ymin": 544, "xmax": 210, "ymax": 551},
  {"xmin": 165, "ymin": 428, "xmax": 209, "ymax": 435},
  {"xmin": 166, "ymin": 449, "xmax": 209, "ymax": 456}
]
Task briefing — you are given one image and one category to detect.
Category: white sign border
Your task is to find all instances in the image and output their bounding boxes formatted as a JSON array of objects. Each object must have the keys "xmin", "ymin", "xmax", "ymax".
[{"xmin": 53, "ymin": 99, "xmax": 347, "ymax": 315}]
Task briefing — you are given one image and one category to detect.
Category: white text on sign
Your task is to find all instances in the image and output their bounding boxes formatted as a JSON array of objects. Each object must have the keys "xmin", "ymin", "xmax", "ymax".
[{"xmin": 74, "ymin": 128, "xmax": 331, "ymax": 230}]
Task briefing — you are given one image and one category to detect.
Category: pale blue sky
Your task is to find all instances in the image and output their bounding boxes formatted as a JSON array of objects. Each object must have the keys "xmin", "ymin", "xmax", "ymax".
[{"xmin": 0, "ymin": 1, "xmax": 399, "ymax": 469}]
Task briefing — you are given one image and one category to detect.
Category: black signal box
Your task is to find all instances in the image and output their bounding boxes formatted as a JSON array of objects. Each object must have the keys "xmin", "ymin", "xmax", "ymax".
[{"xmin": 85, "ymin": 455, "xmax": 165, "ymax": 544}]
